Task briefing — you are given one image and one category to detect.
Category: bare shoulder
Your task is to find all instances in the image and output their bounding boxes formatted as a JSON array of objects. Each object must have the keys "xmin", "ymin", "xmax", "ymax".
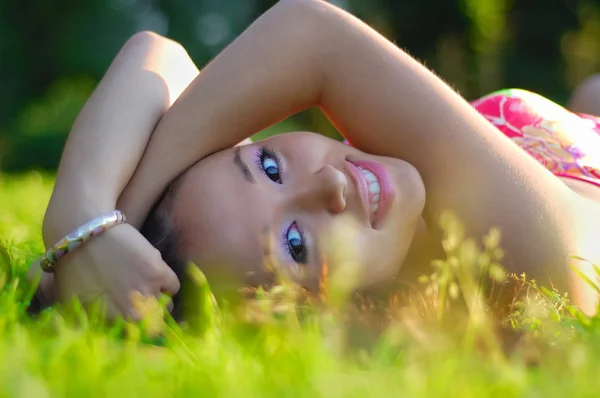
[
  {"xmin": 400, "ymin": 184, "xmax": 600, "ymax": 315},
  {"xmin": 560, "ymin": 185, "xmax": 600, "ymax": 314}
]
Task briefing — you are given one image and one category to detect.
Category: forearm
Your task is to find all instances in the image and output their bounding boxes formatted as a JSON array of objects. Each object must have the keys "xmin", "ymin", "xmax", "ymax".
[
  {"xmin": 121, "ymin": 0, "xmax": 487, "ymax": 227},
  {"xmin": 120, "ymin": 0, "xmax": 560, "ymax": 251},
  {"xmin": 43, "ymin": 32, "xmax": 198, "ymax": 244},
  {"xmin": 119, "ymin": 0, "xmax": 329, "ymax": 227},
  {"xmin": 31, "ymin": 32, "xmax": 198, "ymax": 301}
]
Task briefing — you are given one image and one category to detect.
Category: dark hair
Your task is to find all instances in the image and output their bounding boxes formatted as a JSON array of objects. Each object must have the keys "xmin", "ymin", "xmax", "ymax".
[{"xmin": 139, "ymin": 178, "xmax": 186, "ymax": 317}]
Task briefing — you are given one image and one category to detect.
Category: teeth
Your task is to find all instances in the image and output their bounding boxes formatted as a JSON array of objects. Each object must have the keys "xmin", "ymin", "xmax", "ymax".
[
  {"xmin": 358, "ymin": 166, "xmax": 381, "ymax": 218},
  {"xmin": 359, "ymin": 167, "xmax": 377, "ymax": 183},
  {"xmin": 369, "ymin": 182, "xmax": 380, "ymax": 194}
]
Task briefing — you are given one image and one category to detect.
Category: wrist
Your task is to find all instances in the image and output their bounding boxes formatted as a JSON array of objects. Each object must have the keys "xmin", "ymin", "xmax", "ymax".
[
  {"xmin": 42, "ymin": 187, "xmax": 117, "ymax": 247},
  {"xmin": 39, "ymin": 210, "xmax": 126, "ymax": 273}
]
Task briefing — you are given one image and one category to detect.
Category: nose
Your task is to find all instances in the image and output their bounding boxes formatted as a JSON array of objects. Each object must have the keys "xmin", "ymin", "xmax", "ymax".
[{"xmin": 292, "ymin": 165, "xmax": 347, "ymax": 214}]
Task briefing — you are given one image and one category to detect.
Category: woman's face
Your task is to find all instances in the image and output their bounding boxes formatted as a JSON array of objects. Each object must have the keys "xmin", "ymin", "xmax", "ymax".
[{"xmin": 170, "ymin": 132, "xmax": 425, "ymax": 290}]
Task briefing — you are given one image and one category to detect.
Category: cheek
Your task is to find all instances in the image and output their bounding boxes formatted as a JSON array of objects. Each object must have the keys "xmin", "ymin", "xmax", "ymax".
[
  {"xmin": 326, "ymin": 228, "xmax": 406, "ymax": 288},
  {"xmin": 369, "ymin": 232, "xmax": 405, "ymax": 261},
  {"xmin": 403, "ymin": 164, "xmax": 426, "ymax": 207},
  {"xmin": 362, "ymin": 223, "xmax": 417, "ymax": 281},
  {"xmin": 392, "ymin": 165, "xmax": 426, "ymax": 225}
]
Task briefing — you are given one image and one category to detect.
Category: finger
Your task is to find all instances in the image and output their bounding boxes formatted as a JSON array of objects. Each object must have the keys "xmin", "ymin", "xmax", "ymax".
[
  {"xmin": 125, "ymin": 289, "xmax": 154, "ymax": 322},
  {"xmin": 128, "ymin": 288, "xmax": 174, "ymax": 321},
  {"xmin": 80, "ymin": 293, "xmax": 129, "ymax": 322},
  {"xmin": 108, "ymin": 299, "xmax": 141, "ymax": 322},
  {"xmin": 149, "ymin": 289, "xmax": 174, "ymax": 314},
  {"xmin": 160, "ymin": 264, "xmax": 181, "ymax": 296}
]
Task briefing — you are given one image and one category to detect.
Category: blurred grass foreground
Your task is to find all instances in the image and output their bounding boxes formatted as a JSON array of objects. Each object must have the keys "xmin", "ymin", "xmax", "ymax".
[{"xmin": 1, "ymin": 172, "xmax": 600, "ymax": 397}]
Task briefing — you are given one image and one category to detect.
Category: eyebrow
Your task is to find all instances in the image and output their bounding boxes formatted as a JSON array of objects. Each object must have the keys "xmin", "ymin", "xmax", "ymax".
[{"xmin": 234, "ymin": 147, "xmax": 256, "ymax": 184}]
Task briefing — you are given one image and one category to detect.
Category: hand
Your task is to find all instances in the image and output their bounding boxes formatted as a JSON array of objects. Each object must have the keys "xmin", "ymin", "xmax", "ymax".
[{"xmin": 53, "ymin": 223, "xmax": 180, "ymax": 319}]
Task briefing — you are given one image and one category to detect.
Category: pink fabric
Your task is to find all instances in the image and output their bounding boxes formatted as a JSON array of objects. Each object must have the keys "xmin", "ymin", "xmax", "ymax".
[
  {"xmin": 471, "ymin": 89, "xmax": 600, "ymax": 187},
  {"xmin": 344, "ymin": 89, "xmax": 600, "ymax": 188}
]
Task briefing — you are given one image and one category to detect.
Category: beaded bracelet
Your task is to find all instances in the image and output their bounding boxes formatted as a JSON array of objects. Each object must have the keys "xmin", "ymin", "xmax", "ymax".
[{"xmin": 36, "ymin": 210, "xmax": 127, "ymax": 273}]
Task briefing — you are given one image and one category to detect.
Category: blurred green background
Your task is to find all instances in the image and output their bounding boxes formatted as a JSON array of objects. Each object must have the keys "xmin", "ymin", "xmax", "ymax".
[{"xmin": 1, "ymin": 0, "xmax": 600, "ymax": 171}]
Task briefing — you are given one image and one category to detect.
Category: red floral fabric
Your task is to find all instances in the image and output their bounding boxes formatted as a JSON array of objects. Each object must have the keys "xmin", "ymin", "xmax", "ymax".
[{"xmin": 471, "ymin": 89, "xmax": 600, "ymax": 187}]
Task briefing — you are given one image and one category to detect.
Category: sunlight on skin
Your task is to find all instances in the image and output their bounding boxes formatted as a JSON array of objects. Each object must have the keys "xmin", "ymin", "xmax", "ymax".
[{"xmin": 169, "ymin": 132, "xmax": 425, "ymax": 293}]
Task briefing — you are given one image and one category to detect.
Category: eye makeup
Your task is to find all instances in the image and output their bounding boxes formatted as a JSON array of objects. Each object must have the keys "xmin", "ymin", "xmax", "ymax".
[
  {"xmin": 281, "ymin": 221, "xmax": 308, "ymax": 267},
  {"xmin": 253, "ymin": 146, "xmax": 311, "ymax": 269},
  {"xmin": 255, "ymin": 146, "xmax": 284, "ymax": 184}
]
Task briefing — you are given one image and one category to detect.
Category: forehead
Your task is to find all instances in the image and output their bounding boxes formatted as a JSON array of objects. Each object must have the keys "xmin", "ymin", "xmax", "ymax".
[{"xmin": 171, "ymin": 147, "xmax": 274, "ymax": 283}]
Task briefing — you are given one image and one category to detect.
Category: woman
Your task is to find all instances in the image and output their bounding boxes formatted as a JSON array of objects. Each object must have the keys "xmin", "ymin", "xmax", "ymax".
[{"xmin": 29, "ymin": 0, "xmax": 600, "ymax": 318}]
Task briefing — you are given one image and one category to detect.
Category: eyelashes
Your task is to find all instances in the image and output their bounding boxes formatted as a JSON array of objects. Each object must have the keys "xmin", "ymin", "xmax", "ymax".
[
  {"xmin": 281, "ymin": 221, "xmax": 308, "ymax": 265},
  {"xmin": 255, "ymin": 146, "xmax": 283, "ymax": 184},
  {"xmin": 254, "ymin": 146, "xmax": 308, "ymax": 266}
]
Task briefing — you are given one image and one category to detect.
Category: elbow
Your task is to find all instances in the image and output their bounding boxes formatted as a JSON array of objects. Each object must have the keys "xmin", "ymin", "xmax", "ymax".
[
  {"xmin": 274, "ymin": 0, "xmax": 328, "ymax": 20},
  {"xmin": 120, "ymin": 31, "xmax": 198, "ymax": 105},
  {"xmin": 127, "ymin": 30, "xmax": 165, "ymax": 46},
  {"xmin": 123, "ymin": 31, "xmax": 190, "ymax": 61},
  {"xmin": 270, "ymin": 0, "xmax": 334, "ymax": 56},
  {"xmin": 276, "ymin": 0, "xmax": 318, "ymax": 7},
  {"xmin": 246, "ymin": 0, "xmax": 337, "ymax": 53},
  {"xmin": 123, "ymin": 31, "xmax": 168, "ymax": 54},
  {"xmin": 271, "ymin": 0, "xmax": 348, "ymax": 54},
  {"xmin": 272, "ymin": 0, "xmax": 343, "ymax": 100}
]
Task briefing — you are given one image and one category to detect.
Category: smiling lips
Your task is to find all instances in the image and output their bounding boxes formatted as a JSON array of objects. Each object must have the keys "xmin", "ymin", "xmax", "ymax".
[{"xmin": 345, "ymin": 160, "xmax": 395, "ymax": 229}]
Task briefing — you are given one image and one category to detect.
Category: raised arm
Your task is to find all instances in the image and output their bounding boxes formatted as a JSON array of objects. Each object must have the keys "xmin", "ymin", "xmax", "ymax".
[
  {"xmin": 30, "ymin": 32, "xmax": 197, "ymax": 312},
  {"xmin": 43, "ymin": 31, "xmax": 198, "ymax": 244},
  {"xmin": 120, "ymin": 0, "xmax": 590, "ymax": 307}
]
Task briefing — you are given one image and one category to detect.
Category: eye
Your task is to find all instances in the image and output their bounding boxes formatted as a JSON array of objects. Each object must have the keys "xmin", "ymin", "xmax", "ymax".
[
  {"xmin": 283, "ymin": 221, "xmax": 308, "ymax": 265},
  {"xmin": 263, "ymin": 158, "xmax": 279, "ymax": 181},
  {"xmin": 256, "ymin": 146, "xmax": 283, "ymax": 184}
]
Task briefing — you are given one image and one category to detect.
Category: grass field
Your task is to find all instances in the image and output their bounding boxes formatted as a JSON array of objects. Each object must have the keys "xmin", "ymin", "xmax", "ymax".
[{"xmin": 1, "ymin": 172, "xmax": 600, "ymax": 397}]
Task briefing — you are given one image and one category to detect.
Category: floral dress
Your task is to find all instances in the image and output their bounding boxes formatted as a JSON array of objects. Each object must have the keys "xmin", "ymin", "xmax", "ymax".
[{"xmin": 471, "ymin": 89, "xmax": 600, "ymax": 187}]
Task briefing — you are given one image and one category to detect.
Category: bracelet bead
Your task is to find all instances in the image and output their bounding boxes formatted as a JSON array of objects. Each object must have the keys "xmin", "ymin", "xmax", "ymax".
[{"xmin": 37, "ymin": 210, "xmax": 126, "ymax": 273}]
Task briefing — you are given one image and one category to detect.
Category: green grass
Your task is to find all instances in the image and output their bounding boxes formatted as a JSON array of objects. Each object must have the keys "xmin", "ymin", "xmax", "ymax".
[{"xmin": 2, "ymin": 172, "xmax": 600, "ymax": 397}]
